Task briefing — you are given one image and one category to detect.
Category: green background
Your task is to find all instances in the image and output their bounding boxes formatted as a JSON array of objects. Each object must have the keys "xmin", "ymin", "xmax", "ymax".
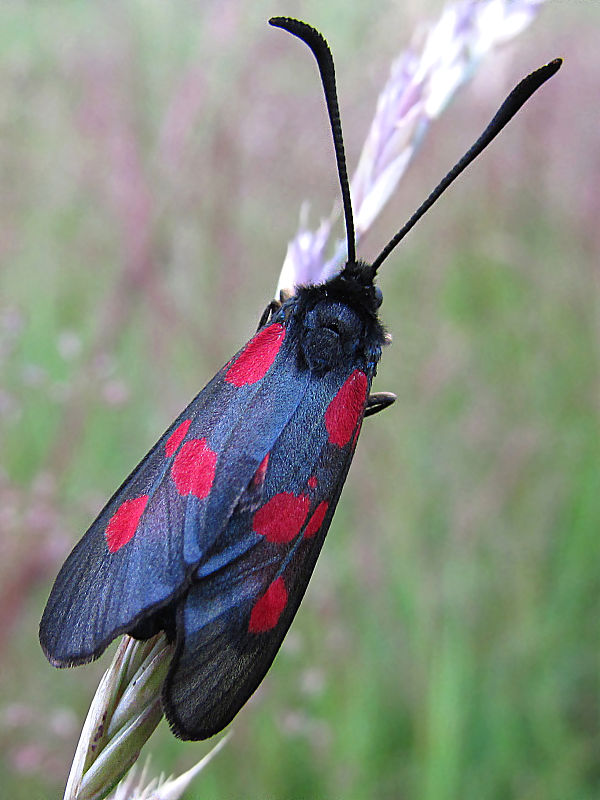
[{"xmin": 0, "ymin": 1, "xmax": 597, "ymax": 798}]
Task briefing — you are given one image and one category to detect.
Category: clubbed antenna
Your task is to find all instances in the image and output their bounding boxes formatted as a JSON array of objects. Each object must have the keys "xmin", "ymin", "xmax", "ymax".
[
  {"xmin": 269, "ymin": 17, "xmax": 356, "ymax": 265},
  {"xmin": 370, "ymin": 57, "xmax": 562, "ymax": 273}
]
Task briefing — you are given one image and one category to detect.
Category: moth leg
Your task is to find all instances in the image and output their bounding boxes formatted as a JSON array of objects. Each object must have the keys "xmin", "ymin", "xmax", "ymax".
[
  {"xmin": 364, "ymin": 392, "xmax": 396, "ymax": 417},
  {"xmin": 256, "ymin": 299, "xmax": 281, "ymax": 330}
]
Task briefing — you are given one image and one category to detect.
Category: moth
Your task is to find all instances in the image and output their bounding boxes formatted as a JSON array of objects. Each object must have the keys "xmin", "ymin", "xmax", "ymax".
[{"xmin": 40, "ymin": 17, "xmax": 561, "ymax": 740}]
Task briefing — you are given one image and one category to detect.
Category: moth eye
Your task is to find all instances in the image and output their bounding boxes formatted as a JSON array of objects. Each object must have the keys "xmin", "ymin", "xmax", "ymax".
[{"xmin": 374, "ymin": 286, "xmax": 383, "ymax": 308}]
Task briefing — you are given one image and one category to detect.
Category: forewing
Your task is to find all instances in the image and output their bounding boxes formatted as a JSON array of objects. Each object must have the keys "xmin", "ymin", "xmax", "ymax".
[
  {"xmin": 163, "ymin": 366, "xmax": 370, "ymax": 739},
  {"xmin": 40, "ymin": 322, "xmax": 310, "ymax": 666}
]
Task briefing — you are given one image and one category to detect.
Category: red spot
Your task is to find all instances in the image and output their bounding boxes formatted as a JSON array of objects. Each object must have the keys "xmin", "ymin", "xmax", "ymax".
[
  {"xmin": 105, "ymin": 495, "xmax": 149, "ymax": 553},
  {"xmin": 308, "ymin": 475, "xmax": 318, "ymax": 490},
  {"xmin": 249, "ymin": 577, "xmax": 288, "ymax": 633},
  {"xmin": 225, "ymin": 324, "xmax": 285, "ymax": 387},
  {"xmin": 325, "ymin": 370, "xmax": 368, "ymax": 447},
  {"xmin": 253, "ymin": 492, "xmax": 310, "ymax": 543},
  {"xmin": 304, "ymin": 501, "xmax": 329, "ymax": 538},
  {"xmin": 165, "ymin": 419, "xmax": 191, "ymax": 457},
  {"xmin": 250, "ymin": 452, "xmax": 270, "ymax": 489},
  {"xmin": 171, "ymin": 438, "xmax": 217, "ymax": 499}
]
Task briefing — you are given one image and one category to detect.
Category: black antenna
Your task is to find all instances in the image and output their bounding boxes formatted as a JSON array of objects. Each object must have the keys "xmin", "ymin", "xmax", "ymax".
[
  {"xmin": 269, "ymin": 17, "xmax": 356, "ymax": 265},
  {"xmin": 371, "ymin": 58, "xmax": 562, "ymax": 273}
]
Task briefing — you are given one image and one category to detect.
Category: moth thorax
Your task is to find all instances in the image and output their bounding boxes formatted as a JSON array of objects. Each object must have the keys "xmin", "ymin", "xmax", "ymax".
[{"xmin": 300, "ymin": 300, "xmax": 363, "ymax": 375}]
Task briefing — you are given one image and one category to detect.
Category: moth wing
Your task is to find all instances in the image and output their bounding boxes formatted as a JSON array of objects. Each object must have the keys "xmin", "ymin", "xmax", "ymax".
[
  {"xmin": 162, "ymin": 366, "xmax": 370, "ymax": 739},
  {"xmin": 40, "ymin": 323, "xmax": 309, "ymax": 666}
]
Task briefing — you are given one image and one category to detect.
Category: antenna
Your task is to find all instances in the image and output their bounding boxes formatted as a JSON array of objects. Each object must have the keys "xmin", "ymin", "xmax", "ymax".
[
  {"xmin": 270, "ymin": 17, "xmax": 561, "ymax": 279},
  {"xmin": 371, "ymin": 58, "xmax": 562, "ymax": 273},
  {"xmin": 269, "ymin": 17, "xmax": 356, "ymax": 265}
]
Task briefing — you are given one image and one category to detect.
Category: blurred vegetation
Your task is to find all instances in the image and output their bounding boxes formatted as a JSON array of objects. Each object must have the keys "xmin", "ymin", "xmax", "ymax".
[{"xmin": 0, "ymin": 1, "xmax": 598, "ymax": 798}]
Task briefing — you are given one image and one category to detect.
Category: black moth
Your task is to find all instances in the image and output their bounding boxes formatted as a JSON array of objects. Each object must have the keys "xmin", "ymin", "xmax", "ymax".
[{"xmin": 39, "ymin": 17, "xmax": 561, "ymax": 740}]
